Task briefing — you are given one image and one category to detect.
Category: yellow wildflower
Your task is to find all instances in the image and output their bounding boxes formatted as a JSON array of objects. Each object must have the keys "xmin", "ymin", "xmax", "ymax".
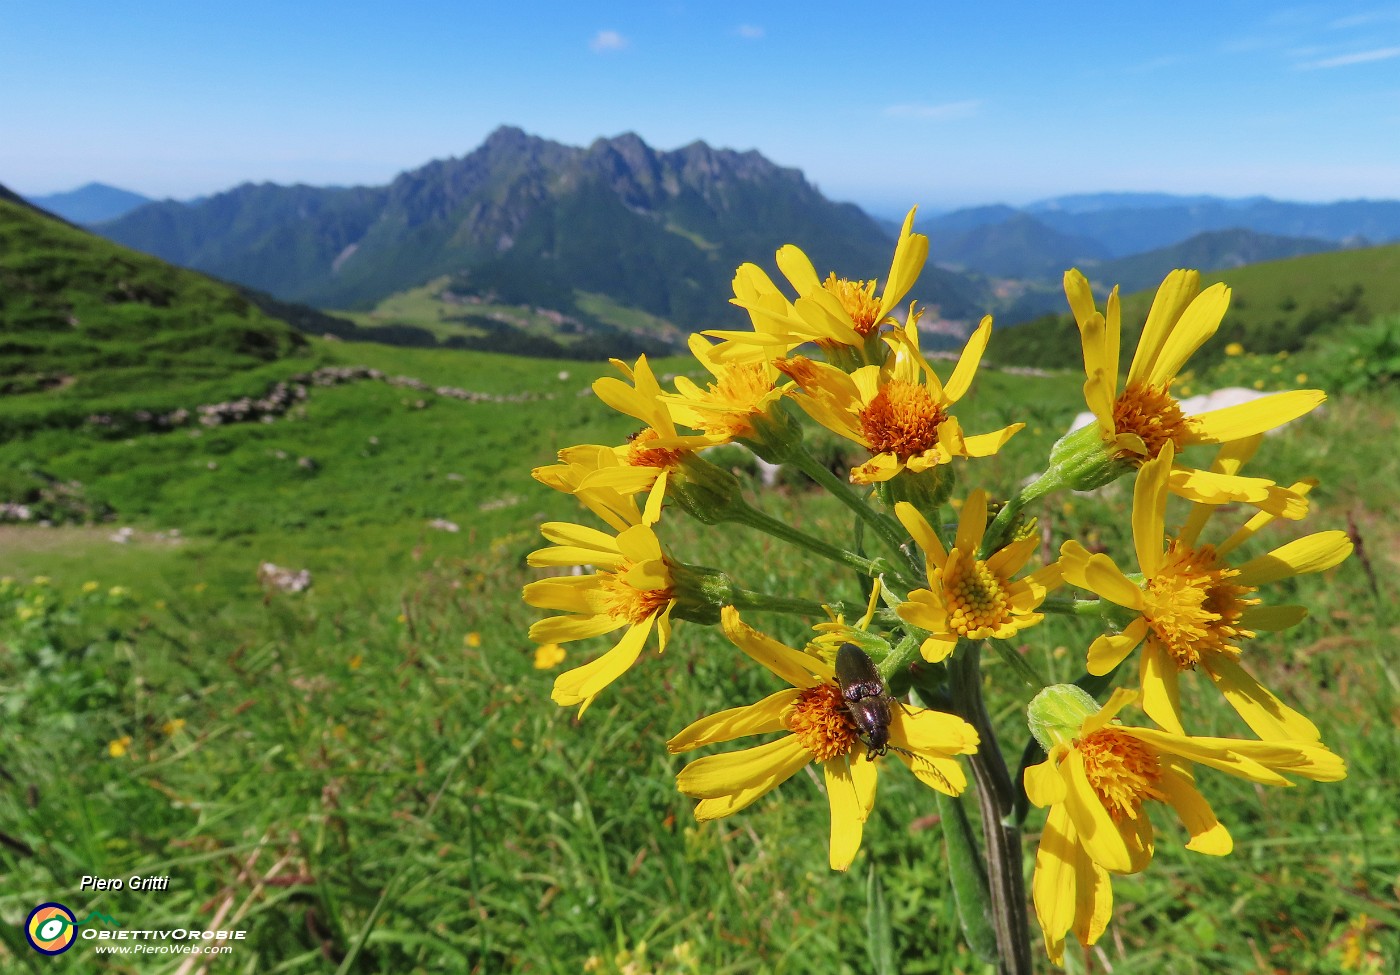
[
  {"xmin": 533, "ymin": 643, "xmax": 567, "ymax": 670},
  {"xmin": 776, "ymin": 316, "xmax": 1022, "ymax": 484},
  {"xmin": 669, "ymin": 609, "xmax": 978, "ymax": 870},
  {"xmin": 533, "ymin": 355, "xmax": 709, "ymax": 527},
  {"xmin": 1065, "ymin": 268, "xmax": 1321, "ymax": 512},
  {"xmin": 161, "ymin": 719, "xmax": 186, "ymax": 737},
  {"xmin": 712, "ymin": 206, "xmax": 929, "ymax": 357},
  {"xmin": 894, "ymin": 492, "xmax": 1063, "ymax": 662},
  {"xmin": 1027, "ymin": 687, "xmax": 1344, "ymax": 963},
  {"xmin": 656, "ymin": 334, "xmax": 787, "ymax": 446},
  {"xmin": 1059, "ymin": 440, "xmax": 1351, "ymax": 739},
  {"xmin": 108, "ymin": 736, "xmax": 132, "ymax": 758},
  {"xmin": 523, "ymin": 519, "xmax": 677, "ymax": 714},
  {"xmin": 464, "ymin": 631, "xmax": 482, "ymax": 648}
]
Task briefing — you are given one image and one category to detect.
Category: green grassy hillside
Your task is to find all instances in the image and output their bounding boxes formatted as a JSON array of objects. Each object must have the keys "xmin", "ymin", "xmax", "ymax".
[
  {"xmin": 0, "ymin": 198, "xmax": 313, "ymax": 423},
  {"xmin": 991, "ymin": 242, "xmax": 1400, "ymax": 371}
]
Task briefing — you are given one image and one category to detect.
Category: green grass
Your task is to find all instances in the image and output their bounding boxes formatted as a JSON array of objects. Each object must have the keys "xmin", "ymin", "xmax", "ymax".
[{"xmin": 1, "ymin": 331, "xmax": 1397, "ymax": 973}]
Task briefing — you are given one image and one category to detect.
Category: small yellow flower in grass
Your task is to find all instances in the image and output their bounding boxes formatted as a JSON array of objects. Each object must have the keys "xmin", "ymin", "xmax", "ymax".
[
  {"xmin": 464, "ymin": 631, "xmax": 482, "ymax": 648},
  {"xmin": 161, "ymin": 718, "xmax": 186, "ymax": 737},
  {"xmin": 533, "ymin": 643, "xmax": 566, "ymax": 670},
  {"xmin": 108, "ymin": 736, "xmax": 132, "ymax": 758},
  {"xmin": 713, "ymin": 206, "xmax": 929, "ymax": 359},
  {"xmin": 1059, "ymin": 440, "xmax": 1351, "ymax": 739},
  {"xmin": 894, "ymin": 492, "xmax": 1063, "ymax": 662},
  {"xmin": 1224, "ymin": 341, "xmax": 1245, "ymax": 356},
  {"xmin": 1061, "ymin": 268, "xmax": 1322, "ymax": 512},
  {"xmin": 533, "ymin": 355, "xmax": 710, "ymax": 527},
  {"xmin": 776, "ymin": 316, "xmax": 1022, "ymax": 484},
  {"xmin": 348, "ymin": 654, "xmax": 363, "ymax": 670},
  {"xmin": 82, "ymin": 580, "xmax": 100, "ymax": 594},
  {"xmin": 524, "ymin": 519, "xmax": 677, "ymax": 714},
  {"xmin": 668, "ymin": 608, "xmax": 979, "ymax": 871},
  {"xmin": 1026, "ymin": 685, "xmax": 1346, "ymax": 963}
]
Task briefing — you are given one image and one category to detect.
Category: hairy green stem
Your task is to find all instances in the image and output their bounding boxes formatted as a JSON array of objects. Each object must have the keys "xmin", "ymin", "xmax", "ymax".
[
  {"xmin": 727, "ymin": 587, "xmax": 848, "ymax": 618},
  {"xmin": 726, "ymin": 500, "xmax": 892, "ymax": 577},
  {"xmin": 785, "ymin": 445, "xmax": 918, "ymax": 575},
  {"xmin": 947, "ymin": 642, "xmax": 1033, "ymax": 975}
]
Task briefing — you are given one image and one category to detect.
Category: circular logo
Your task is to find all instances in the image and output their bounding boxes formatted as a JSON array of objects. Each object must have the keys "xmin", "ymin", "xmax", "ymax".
[{"xmin": 25, "ymin": 902, "xmax": 77, "ymax": 955}]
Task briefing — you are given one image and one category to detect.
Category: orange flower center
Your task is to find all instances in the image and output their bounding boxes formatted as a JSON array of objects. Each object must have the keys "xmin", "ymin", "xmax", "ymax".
[
  {"xmin": 858, "ymin": 379, "xmax": 946, "ymax": 459},
  {"xmin": 598, "ymin": 565, "xmax": 674, "ymax": 626},
  {"xmin": 786, "ymin": 683, "xmax": 858, "ymax": 762},
  {"xmin": 822, "ymin": 273, "xmax": 883, "ymax": 335},
  {"xmin": 1143, "ymin": 541, "xmax": 1258, "ymax": 669},
  {"xmin": 1076, "ymin": 727, "xmax": 1164, "ymax": 821},
  {"xmin": 1112, "ymin": 382, "xmax": 1194, "ymax": 462},
  {"xmin": 626, "ymin": 427, "xmax": 686, "ymax": 470},
  {"xmin": 943, "ymin": 555, "xmax": 1012, "ymax": 638}
]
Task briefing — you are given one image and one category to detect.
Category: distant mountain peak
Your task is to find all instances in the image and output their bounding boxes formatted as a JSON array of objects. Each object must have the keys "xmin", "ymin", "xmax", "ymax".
[{"xmin": 25, "ymin": 182, "xmax": 154, "ymax": 224}]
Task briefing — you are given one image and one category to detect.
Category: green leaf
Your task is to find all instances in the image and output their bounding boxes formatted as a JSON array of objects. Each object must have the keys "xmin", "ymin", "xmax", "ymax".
[{"xmin": 864, "ymin": 860, "xmax": 898, "ymax": 975}]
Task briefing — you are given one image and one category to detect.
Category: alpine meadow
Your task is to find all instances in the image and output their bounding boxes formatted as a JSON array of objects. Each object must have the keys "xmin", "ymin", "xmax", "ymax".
[{"xmin": 4, "ymin": 115, "xmax": 1400, "ymax": 975}]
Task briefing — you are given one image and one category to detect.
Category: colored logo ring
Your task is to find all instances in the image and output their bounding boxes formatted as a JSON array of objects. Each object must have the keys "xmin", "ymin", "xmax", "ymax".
[{"xmin": 25, "ymin": 903, "xmax": 78, "ymax": 955}]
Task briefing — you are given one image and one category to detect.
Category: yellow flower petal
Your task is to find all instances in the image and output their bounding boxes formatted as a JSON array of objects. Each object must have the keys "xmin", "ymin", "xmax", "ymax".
[
  {"xmin": 667, "ymin": 688, "xmax": 801, "ymax": 752},
  {"xmin": 551, "ymin": 615, "xmax": 655, "ymax": 714},
  {"xmin": 528, "ymin": 613, "xmax": 621, "ymax": 643},
  {"xmin": 720, "ymin": 607, "xmax": 828, "ymax": 688},
  {"xmin": 825, "ymin": 757, "xmax": 869, "ymax": 871},
  {"xmin": 775, "ymin": 243, "xmax": 822, "ymax": 295},
  {"xmin": 943, "ymin": 315, "xmax": 992, "ymax": 404},
  {"xmin": 1060, "ymin": 541, "xmax": 1146, "ymax": 611},
  {"xmin": 1085, "ymin": 617, "xmax": 1150, "ymax": 675},
  {"xmin": 1127, "ymin": 270, "xmax": 1201, "ymax": 387},
  {"xmin": 1158, "ymin": 763, "xmax": 1233, "ymax": 856},
  {"xmin": 1138, "ymin": 642, "xmax": 1185, "ymax": 735},
  {"xmin": 955, "ymin": 489, "xmax": 989, "ymax": 556},
  {"xmin": 1187, "ymin": 389, "xmax": 1326, "ymax": 443},
  {"xmin": 1024, "ymin": 758, "xmax": 1067, "ymax": 807},
  {"xmin": 895, "ymin": 502, "xmax": 948, "ymax": 565},
  {"xmin": 876, "ymin": 207, "xmax": 928, "ymax": 320},
  {"xmin": 1234, "ymin": 531, "xmax": 1353, "ymax": 586},
  {"xmin": 1239, "ymin": 604, "xmax": 1308, "ymax": 630},
  {"xmin": 919, "ymin": 633, "xmax": 959, "ymax": 663},
  {"xmin": 1146, "ymin": 281, "xmax": 1227, "ymax": 388},
  {"xmin": 678, "ymin": 734, "xmax": 812, "ymax": 800},
  {"xmin": 1205, "ymin": 654, "xmax": 1321, "ymax": 742},
  {"xmin": 1064, "ymin": 750, "xmax": 1144, "ymax": 874},
  {"xmin": 1132, "ymin": 446, "xmax": 1173, "ymax": 577}
]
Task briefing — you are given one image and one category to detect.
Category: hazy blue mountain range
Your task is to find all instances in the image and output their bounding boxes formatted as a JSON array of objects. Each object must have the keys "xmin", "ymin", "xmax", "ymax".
[
  {"xmin": 27, "ymin": 182, "xmax": 155, "ymax": 224},
  {"xmin": 924, "ymin": 192, "xmax": 1400, "ymax": 262},
  {"xmin": 1079, "ymin": 228, "xmax": 1338, "ymax": 294},
  {"xmin": 934, "ymin": 212, "xmax": 1110, "ymax": 280},
  {"xmin": 91, "ymin": 127, "xmax": 990, "ymax": 330}
]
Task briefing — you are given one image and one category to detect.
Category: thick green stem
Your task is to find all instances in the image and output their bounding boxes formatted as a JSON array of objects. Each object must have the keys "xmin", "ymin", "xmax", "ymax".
[{"xmin": 947, "ymin": 642, "xmax": 1033, "ymax": 975}]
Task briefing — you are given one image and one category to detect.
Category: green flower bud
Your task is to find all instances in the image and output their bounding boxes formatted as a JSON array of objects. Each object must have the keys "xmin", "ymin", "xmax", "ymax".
[
  {"xmin": 738, "ymin": 399, "xmax": 805, "ymax": 465},
  {"xmin": 873, "ymin": 463, "xmax": 956, "ymax": 514},
  {"xmin": 667, "ymin": 454, "xmax": 748, "ymax": 525},
  {"xmin": 667, "ymin": 562, "xmax": 736, "ymax": 625},
  {"xmin": 1026, "ymin": 683, "xmax": 1100, "ymax": 751},
  {"xmin": 1030, "ymin": 422, "xmax": 1136, "ymax": 500}
]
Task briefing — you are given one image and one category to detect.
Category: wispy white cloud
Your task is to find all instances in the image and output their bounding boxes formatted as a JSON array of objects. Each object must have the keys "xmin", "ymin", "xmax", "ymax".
[
  {"xmin": 735, "ymin": 24, "xmax": 765, "ymax": 40},
  {"xmin": 1329, "ymin": 9, "xmax": 1400, "ymax": 30},
  {"xmin": 589, "ymin": 29, "xmax": 628, "ymax": 53},
  {"xmin": 882, "ymin": 99, "xmax": 982, "ymax": 121},
  {"xmin": 1299, "ymin": 46, "xmax": 1400, "ymax": 69}
]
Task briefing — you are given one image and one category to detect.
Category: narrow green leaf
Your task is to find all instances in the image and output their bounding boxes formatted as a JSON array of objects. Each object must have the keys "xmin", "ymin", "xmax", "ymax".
[
  {"xmin": 935, "ymin": 789, "xmax": 998, "ymax": 963},
  {"xmin": 864, "ymin": 860, "xmax": 898, "ymax": 975}
]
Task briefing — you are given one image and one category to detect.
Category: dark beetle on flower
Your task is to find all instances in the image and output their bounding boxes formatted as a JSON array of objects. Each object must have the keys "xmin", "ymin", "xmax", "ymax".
[{"xmin": 835, "ymin": 643, "xmax": 894, "ymax": 760}]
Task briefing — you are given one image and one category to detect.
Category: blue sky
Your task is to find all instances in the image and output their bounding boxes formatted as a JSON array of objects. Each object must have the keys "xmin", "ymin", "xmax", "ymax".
[{"xmin": 3, "ymin": 1, "xmax": 1399, "ymax": 215}]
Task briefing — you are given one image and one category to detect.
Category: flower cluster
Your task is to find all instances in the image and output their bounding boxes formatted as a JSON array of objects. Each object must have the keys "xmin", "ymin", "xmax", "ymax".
[{"xmin": 524, "ymin": 210, "xmax": 1349, "ymax": 968}]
